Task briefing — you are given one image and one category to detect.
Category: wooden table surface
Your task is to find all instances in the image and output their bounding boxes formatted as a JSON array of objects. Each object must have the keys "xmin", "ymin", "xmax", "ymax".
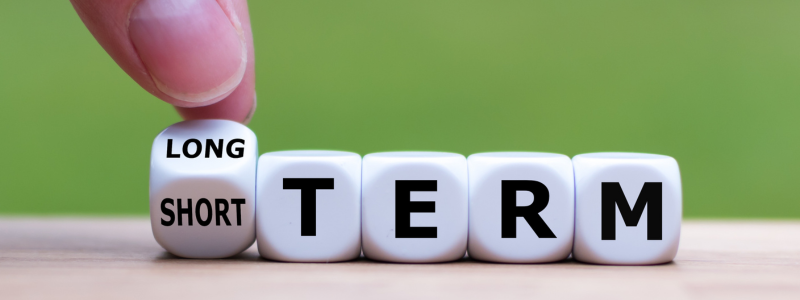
[{"xmin": 0, "ymin": 218, "xmax": 798, "ymax": 299}]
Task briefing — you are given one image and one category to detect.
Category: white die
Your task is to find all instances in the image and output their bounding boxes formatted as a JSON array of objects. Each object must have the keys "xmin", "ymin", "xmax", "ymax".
[
  {"xmin": 361, "ymin": 152, "xmax": 468, "ymax": 263},
  {"xmin": 467, "ymin": 152, "xmax": 574, "ymax": 263},
  {"xmin": 256, "ymin": 150, "xmax": 362, "ymax": 262},
  {"xmin": 149, "ymin": 120, "xmax": 257, "ymax": 258},
  {"xmin": 573, "ymin": 152, "xmax": 682, "ymax": 265}
]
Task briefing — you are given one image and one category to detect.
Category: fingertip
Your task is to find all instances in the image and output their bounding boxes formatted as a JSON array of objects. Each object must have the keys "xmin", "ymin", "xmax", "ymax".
[
  {"xmin": 175, "ymin": 85, "xmax": 256, "ymax": 124},
  {"xmin": 173, "ymin": 0, "xmax": 257, "ymax": 123}
]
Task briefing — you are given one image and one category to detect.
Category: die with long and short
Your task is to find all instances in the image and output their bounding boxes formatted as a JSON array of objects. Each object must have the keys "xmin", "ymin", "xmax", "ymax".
[
  {"xmin": 361, "ymin": 152, "xmax": 468, "ymax": 263},
  {"xmin": 256, "ymin": 150, "xmax": 362, "ymax": 262},
  {"xmin": 149, "ymin": 120, "xmax": 257, "ymax": 258},
  {"xmin": 573, "ymin": 152, "xmax": 682, "ymax": 265},
  {"xmin": 467, "ymin": 152, "xmax": 574, "ymax": 263}
]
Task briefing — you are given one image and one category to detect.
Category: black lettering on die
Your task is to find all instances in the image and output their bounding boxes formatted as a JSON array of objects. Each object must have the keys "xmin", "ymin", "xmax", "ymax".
[
  {"xmin": 196, "ymin": 198, "xmax": 212, "ymax": 226},
  {"xmin": 205, "ymin": 139, "xmax": 224, "ymax": 158},
  {"xmin": 166, "ymin": 139, "xmax": 180, "ymax": 158},
  {"xmin": 231, "ymin": 199, "xmax": 246, "ymax": 226},
  {"xmin": 501, "ymin": 180, "xmax": 556, "ymax": 239},
  {"xmin": 161, "ymin": 198, "xmax": 175, "ymax": 226},
  {"xmin": 177, "ymin": 198, "xmax": 193, "ymax": 226},
  {"xmin": 395, "ymin": 180, "xmax": 437, "ymax": 238},
  {"xmin": 166, "ymin": 139, "xmax": 245, "ymax": 159},
  {"xmin": 283, "ymin": 178, "xmax": 335, "ymax": 236},
  {"xmin": 182, "ymin": 139, "xmax": 202, "ymax": 158},
  {"xmin": 227, "ymin": 139, "xmax": 245, "ymax": 158},
  {"xmin": 601, "ymin": 182, "xmax": 663, "ymax": 240},
  {"xmin": 215, "ymin": 199, "xmax": 231, "ymax": 226}
]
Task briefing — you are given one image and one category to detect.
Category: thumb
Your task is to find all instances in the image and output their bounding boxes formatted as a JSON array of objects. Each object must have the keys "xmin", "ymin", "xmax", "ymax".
[{"xmin": 70, "ymin": 0, "xmax": 256, "ymax": 123}]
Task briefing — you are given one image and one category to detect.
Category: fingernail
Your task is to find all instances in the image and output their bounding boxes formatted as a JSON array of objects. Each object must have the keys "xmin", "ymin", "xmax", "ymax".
[
  {"xmin": 242, "ymin": 93, "xmax": 257, "ymax": 124},
  {"xmin": 129, "ymin": 0, "xmax": 247, "ymax": 104}
]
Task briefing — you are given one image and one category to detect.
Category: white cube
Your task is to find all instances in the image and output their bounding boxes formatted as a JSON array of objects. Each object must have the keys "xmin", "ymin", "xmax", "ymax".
[
  {"xmin": 362, "ymin": 152, "xmax": 468, "ymax": 263},
  {"xmin": 573, "ymin": 152, "xmax": 682, "ymax": 265},
  {"xmin": 149, "ymin": 120, "xmax": 257, "ymax": 258},
  {"xmin": 467, "ymin": 152, "xmax": 574, "ymax": 263},
  {"xmin": 255, "ymin": 150, "xmax": 362, "ymax": 262}
]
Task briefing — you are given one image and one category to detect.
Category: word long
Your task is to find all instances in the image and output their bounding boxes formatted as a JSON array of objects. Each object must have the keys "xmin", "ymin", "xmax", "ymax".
[{"xmin": 150, "ymin": 120, "xmax": 682, "ymax": 265}]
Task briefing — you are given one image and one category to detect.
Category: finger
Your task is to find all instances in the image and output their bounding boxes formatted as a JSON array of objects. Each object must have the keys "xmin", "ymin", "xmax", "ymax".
[
  {"xmin": 174, "ymin": 0, "xmax": 256, "ymax": 123},
  {"xmin": 70, "ymin": 0, "xmax": 256, "ymax": 122},
  {"xmin": 175, "ymin": 82, "xmax": 256, "ymax": 123}
]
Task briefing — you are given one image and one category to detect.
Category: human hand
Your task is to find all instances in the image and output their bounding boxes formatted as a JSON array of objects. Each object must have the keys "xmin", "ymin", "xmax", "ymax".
[{"xmin": 70, "ymin": 0, "xmax": 256, "ymax": 123}]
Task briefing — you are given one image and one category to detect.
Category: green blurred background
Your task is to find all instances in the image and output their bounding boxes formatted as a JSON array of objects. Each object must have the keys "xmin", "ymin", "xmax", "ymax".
[{"xmin": 0, "ymin": 1, "xmax": 798, "ymax": 217}]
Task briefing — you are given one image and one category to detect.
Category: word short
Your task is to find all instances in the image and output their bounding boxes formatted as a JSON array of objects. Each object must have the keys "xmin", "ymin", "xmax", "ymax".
[{"xmin": 150, "ymin": 120, "xmax": 681, "ymax": 265}]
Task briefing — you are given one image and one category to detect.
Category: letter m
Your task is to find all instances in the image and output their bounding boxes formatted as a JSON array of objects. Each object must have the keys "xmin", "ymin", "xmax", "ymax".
[{"xmin": 601, "ymin": 182, "xmax": 662, "ymax": 240}]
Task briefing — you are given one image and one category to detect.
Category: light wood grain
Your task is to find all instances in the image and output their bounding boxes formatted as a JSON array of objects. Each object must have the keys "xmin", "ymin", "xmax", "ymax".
[{"xmin": 0, "ymin": 218, "xmax": 798, "ymax": 299}]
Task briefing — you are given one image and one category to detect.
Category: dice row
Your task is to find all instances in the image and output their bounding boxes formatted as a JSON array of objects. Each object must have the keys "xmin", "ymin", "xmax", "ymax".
[{"xmin": 150, "ymin": 120, "xmax": 681, "ymax": 265}]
